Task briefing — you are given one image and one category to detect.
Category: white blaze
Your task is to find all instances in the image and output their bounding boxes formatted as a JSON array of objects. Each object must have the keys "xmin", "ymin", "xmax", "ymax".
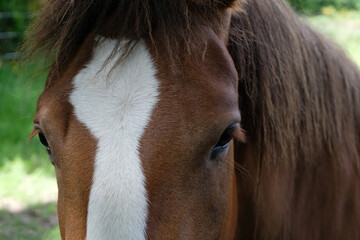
[{"xmin": 70, "ymin": 39, "xmax": 158, "ymax": 239}]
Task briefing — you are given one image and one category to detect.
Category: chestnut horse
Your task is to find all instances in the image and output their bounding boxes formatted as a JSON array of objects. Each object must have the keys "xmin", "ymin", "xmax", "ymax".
[{"xmin": 27, "ymin": 0, "xmax": 360, "ymax": 239}]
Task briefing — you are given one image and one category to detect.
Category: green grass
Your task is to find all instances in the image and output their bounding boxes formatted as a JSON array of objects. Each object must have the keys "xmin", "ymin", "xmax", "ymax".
[
  {"xmin": 0, "ymin": 11, "xmax": 359, "ymax": 240},
  {"xmin": 0, "ymin": 62, "xmax": 48, "ymax": 168},
  {"xmin": 0, "ymin": 61, "xmax": 60, "ymax": 239},
  {"xmin": 0, "ymin": 202, "xmax": 59, "ymax": 240}
]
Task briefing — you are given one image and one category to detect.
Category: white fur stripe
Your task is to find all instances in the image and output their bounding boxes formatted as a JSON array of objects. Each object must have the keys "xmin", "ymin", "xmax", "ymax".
[{"xmin": 70, "ymin": 39, "xmax": 158, "ymax": 239}]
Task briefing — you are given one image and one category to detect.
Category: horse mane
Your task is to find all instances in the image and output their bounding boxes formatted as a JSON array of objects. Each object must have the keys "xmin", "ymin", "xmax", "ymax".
[
  {"xmin": 229, "ymin": 0, "xmax": 360, "ymax": 166},
  {"xmin": 228, "ymin": 0, "xmax": 360, "ymax": 238},
  {"xmin": 24, "ymin": 0, "xmax": 241, "ymax": 69}
]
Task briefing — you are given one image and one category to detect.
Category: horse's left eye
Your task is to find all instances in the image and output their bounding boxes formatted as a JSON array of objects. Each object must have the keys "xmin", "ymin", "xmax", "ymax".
[
  {"xmin": 211, "ymin": 124, "xmax": 237, "ymax": 158},
  {"xmin": 215, "ymin": 129, "xmax": 233, "ymax": 148},
  {"xmin": 38, "ymin": 133, "xmax": 55, "ymax": 165}
]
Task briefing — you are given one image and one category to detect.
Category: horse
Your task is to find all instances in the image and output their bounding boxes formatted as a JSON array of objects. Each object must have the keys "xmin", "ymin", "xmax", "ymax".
[{"xmin": 26, "ymin": 0, "xmax": 360, "ymax": 239}]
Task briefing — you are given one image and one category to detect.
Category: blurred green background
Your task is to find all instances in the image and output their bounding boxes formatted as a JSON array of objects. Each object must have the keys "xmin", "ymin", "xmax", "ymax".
[{"xmin": 1, "ymin": 0, "xmax": 360, "ymax": 239}]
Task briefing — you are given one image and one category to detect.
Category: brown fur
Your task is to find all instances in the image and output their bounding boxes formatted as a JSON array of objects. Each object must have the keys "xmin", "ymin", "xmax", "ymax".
[
  {"xmin": 140, "ymin": 28, "xmax": 240, "ymax": 239},
  {"xmin": 26, "ymin": 0, "xmax": 360, "ymax": 239},
  {"xmin": 32, "ymin": 36, "xmax": 97, "ymax": 239}
]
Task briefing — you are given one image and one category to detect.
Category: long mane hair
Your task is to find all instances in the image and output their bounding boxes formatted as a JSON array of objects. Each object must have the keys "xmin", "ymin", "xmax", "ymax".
[
  {"xmin": 229, "ymin": 0, "xmax": 360, "ymax": 166},
  {"xmin": 25, "ymin": 0, "xmax": 360, "ymax": 238},
  {"xmin": 228, "ymin": 1, "xmax": 360, "ymax": 238}
]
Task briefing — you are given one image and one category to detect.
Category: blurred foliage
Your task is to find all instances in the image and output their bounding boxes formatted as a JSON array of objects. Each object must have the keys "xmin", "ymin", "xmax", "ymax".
[
  {"xmin": 306, "ymin": 11, "xmax": 360, "ymax": 66},
  {"xmin": 286, "ymin": 0, "xmax": 360, "ymax": 14},
  {"xmin": 0, "ymin": 61, "xmax": 49, "ymax": 170},
  {"xmin": 0, "ymin": 0, "xmax": 40, "ymax": 11},
  {"xmin": 0, "ymin": 0, "xmax": 40, "ymax": 57},
  {"xmin": 0, "ymin": 61, "xmax": 60, "ymax": 239}
]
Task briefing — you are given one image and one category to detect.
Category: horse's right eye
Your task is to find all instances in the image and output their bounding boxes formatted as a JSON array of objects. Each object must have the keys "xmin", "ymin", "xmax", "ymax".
[
  {"xmin": 38, "ymin": 132, "xmax": 49, "ymax": 147},
  {"xmin": 38, "ymin": 132, "xmax": 55, "ymax": 165}
]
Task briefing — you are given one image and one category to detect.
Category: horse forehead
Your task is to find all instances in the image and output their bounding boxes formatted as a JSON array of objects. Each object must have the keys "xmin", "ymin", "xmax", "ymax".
[
  {"xmin": 152, "ymin": 30, "xmax": 239, "ymax": 113},
  {"xmin": 69, "ymin": 39, "xmax": 158, "ymax": 239},
  {"xmin": 37, "ymin": 27, "xmax": 237, "ymax": 117},
  {"xmin": 70, "ymin": 39, "xmax": 159, "ymax": 134}
]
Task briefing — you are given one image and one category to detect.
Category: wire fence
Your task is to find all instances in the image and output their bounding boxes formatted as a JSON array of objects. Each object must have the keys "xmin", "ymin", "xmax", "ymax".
[{"xmin": 0, "ymin": 12, "xmax": 31, "ymax": 60}]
